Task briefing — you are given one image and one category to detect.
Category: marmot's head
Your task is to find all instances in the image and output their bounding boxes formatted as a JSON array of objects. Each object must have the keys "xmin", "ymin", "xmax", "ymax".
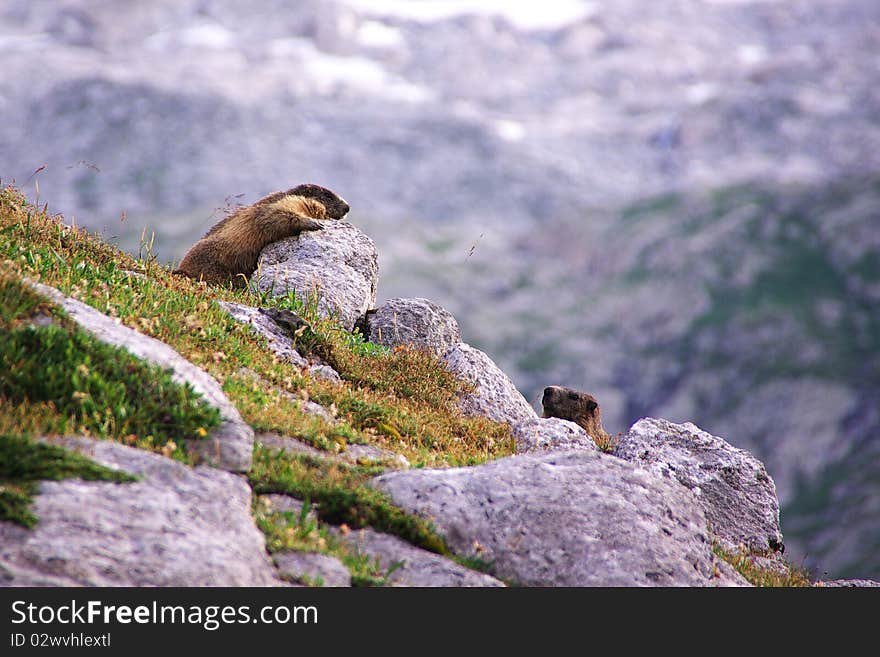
[
  {"xmin": 288, "ymin": 183, "xmax": 350, "ymax": 220},
  {"xmin": 542, "ymin": 385, "xmax": 600, "ymax": 424}
]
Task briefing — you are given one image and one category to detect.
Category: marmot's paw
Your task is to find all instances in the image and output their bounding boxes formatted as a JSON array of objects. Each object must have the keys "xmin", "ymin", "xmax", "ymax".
[{"xmin": 300, "ymin": 218, "xmax": 325, "ymax": 231}]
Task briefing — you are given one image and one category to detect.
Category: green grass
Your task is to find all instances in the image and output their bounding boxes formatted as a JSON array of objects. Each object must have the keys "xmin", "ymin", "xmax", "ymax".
[
  {"xmin": 254, "ymin": 495, "xmax": 399, "ymax": 587},
  {"xmin": 0, "ymin": 434, "xmax": 136, "ymax": 527},
  {"xmin": 0, "ymin": 271, "xmax": 221, "ymax": 459},
  {"xmin": 250, "ymin": 446, "xmax": 448, "ymax": 556}
]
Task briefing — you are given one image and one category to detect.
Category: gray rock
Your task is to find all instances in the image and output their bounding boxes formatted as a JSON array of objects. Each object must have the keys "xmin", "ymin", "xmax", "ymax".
[
  {"xmin": 372, "ymin": 449, "xmax": 748, "ymax": 587},
  {"xmin": 358, "ymin": 297, "xmax": 461, "ymax": 357},
  {"xmin": 821, "ymin": 579, "xmax": 880, "ymax": 587},
  {"xmin": 0, "ymin": 437, "xmax": 282, "ymax": 586},
  {"xmin": 441, "ymin": 342, "xmax": 537, "ymax": 427},
  {"xmin": 256, "ymin": 433, "xmax": 409, "ymax": 469},
  {"xmin": 340, "ymin": 528, "xmax": 505, "ymax": 587},
  {"xmin": 513, "ymin": 417, "xmax": 598, "ymax": 454},
  {"xmin": 273, "ymin": 552, "xmax": 351, "ymax": 587},
  {"xmin": 29, "ymin": 282, "xmax": 253, "ymax": 472},
  {"xmin": 255, "ymin": 221, "xmax": 379, "ymax": 331},
  {"xmin": 219, "ymin": 301, "xmax": 310, "ymax": 368},
  {"xmin": 614, "ymin": 418, "xmax": 784, "ymax": 554}
]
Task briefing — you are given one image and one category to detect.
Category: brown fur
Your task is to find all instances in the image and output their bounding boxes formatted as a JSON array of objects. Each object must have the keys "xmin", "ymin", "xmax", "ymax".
[
  {"xmin": 541, "ymin": 385, "xmax": 610, "ymax": 444},
  {"xmin": 175, "ymin": 189, "xmax": 344, "ymax": 287}
]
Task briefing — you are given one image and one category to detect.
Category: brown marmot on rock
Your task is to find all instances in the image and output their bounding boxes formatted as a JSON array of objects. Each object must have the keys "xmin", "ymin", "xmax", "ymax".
[
  {"xmin": 542, "ymin": 385, "xmax": 612, "ymax": 448},
  {"xmin": 174, "ymin": 184, "xmax": 350, "ymax": 286}
]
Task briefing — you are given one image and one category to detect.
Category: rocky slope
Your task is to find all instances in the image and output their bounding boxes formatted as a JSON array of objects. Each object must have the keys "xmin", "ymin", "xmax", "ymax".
[
  {"xmin": 1, "ymin": 0, "xmax": 878, "ymax": 578},
  {"xmin": 3, "ymin": 190, "xmax": 843, "ymax": 587}
]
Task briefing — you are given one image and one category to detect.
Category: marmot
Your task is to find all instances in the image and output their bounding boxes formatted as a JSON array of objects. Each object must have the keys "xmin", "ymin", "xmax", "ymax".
[
  {"xmin": 174, "ymin": 184, "xmax": 350, "ymax": 286},
  {"xmin": 542, "ymin": 385, "xmax": 610, "ymax": 445}
]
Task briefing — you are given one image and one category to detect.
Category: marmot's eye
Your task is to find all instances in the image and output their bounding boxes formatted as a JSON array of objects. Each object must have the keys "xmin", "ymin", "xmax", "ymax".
[{"xmin": 568, "ymin": 391, "xmax": 579, "ymax": 400}]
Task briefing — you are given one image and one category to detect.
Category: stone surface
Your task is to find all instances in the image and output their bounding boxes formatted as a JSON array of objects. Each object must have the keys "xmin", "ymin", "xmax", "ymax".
[
  {"xmin": 0, "ymin": 437, "xmax": 282, "ymax": 586},
  {"xmin": 358, "ymin": 297, "xmax": 461, "ymax": 357},
  {"xmin": 340, "ymin": 528, "xmax": 505, "ymax": 587},
  {"xmin": 372, "ymin": 449, "xmax": 747, "ymax": 587},
  {"xmin": 821, "ymin": 579, "xmax": 880, "ymax": 587},
  {"xmin": 256, "ymin": 433, "xmax": 409, "ymax": 469},
  {"xmin": 255, "ymin": 221, "xmax": 379, "ymax": 331},
  {"xmin": 513, "ymin": 417, "xmax": 598, "ymax": 454},
  {"xmin": 441, "ymin": 342, "xmax": 537, "ymax": 427},
  {"xmin": 614, "ymin": 418, "xmax": 784, "ymax": 553},
  {"xmin": 273, "ymin": 552, "xmax": 351, "ymax": 587},
  {"xmin": 30, "ymin": 282, "xmax": 253, "ymax": 472}
]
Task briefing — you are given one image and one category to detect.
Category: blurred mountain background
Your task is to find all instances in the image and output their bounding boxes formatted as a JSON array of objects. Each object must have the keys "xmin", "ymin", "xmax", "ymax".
[{"xmin": 1, "ymin": 0, "xmax": 878, "ymax": 579}]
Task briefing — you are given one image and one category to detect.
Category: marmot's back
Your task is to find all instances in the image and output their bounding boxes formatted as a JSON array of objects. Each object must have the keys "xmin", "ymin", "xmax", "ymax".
[{"xmin": 174, "ymin": 184, "xmax": 349, "ymax": 287}]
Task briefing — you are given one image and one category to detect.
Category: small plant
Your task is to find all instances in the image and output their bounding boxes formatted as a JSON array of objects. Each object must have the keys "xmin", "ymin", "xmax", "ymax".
[
  {"xmin": 592, "ymin": 430, "xmax": 620, "ymax": 454},
  {"xmin": 713, "ymin": 544, "xmax": 813, "ymax": 587}
]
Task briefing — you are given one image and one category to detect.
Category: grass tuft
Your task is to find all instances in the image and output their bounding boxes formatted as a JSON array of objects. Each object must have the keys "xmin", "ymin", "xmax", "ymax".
[
  {"xmin": 249, "ymin": 446, "xmax": 448, "ymax": 556},
  {"xmin": 254, "ymin": 495, "xmax": 397, "ymax": 587},
  {"xmin": 713, "ymin": 544, "xmax": 813, "ymax": 587},
  {"xmin": 0, "ymin": 272, "xmax": 221, "ymax": 459}
]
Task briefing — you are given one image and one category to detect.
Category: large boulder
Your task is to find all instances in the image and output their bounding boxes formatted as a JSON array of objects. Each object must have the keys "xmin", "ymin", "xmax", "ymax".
[
  {"xmin": 357, "ymin": 297, "xmax": 461, "ymax": 357},
  {"xmin": 441, "ymin": 343, "xmax": 538, "ymax": 427},
  {"xmin": 0, "ymin": 438, "xmax": 282, "ymax": 586},
  {"xmin": 339, "ymin": 528, "xmax": 505, "ymax": 587},
  {"xmin": 29, "ymin": 282, "xmax": 253, "ymax": 472},
  {"xmin": 254, "ymin": 221, "xmax": 379, "ymax": 331},
  {"xmin": 372, "ymin": 449, "xmax": 749, "ymax": 587},
  {"xmin": 614, "ymin": 418, "xmax": 783, "ymax": 553},
  {"xmin": 513, "ymin": 417, "xmax": 598, "ymax": 454}
]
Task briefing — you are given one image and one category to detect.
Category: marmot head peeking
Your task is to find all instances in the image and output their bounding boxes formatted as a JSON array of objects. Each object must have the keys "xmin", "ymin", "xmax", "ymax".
[{"xmin": 541, "ymin": 385, "xmax": 609, "ymax": 445}]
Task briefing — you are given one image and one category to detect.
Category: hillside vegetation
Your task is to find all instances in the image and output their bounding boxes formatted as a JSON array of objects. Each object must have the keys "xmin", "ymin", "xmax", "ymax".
[{"xmin": 0, "ymin": 184, "xmax": 513, "ymax": 581}]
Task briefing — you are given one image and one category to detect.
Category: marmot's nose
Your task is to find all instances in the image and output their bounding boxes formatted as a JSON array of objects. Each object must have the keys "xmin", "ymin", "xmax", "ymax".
[{"xmin": 341, "ymin": 201, "xmax": 350, "ymax": 216}]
